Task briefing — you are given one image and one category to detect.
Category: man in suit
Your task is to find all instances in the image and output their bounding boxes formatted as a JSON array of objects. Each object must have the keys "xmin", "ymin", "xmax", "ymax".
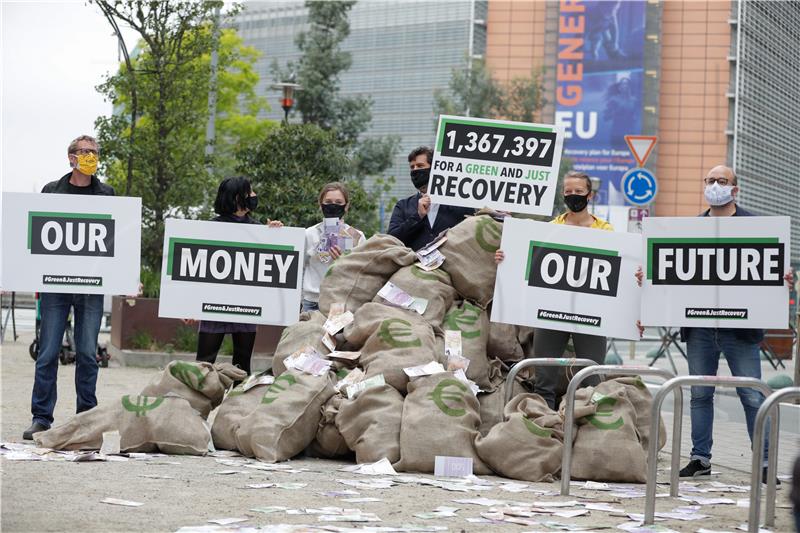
[{"xmin": 388, "ymin": 146, "xmax": 474, "ymax": 250}]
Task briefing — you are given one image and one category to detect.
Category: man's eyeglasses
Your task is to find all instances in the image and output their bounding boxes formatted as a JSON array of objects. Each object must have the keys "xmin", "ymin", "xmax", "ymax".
[
  {"xmin": 703, "ymin": 177, "xmax": 730, "ymax": 186},
  {"xmin": 72, "ymin": 148, "xmax": 99, "ymax": 156}
]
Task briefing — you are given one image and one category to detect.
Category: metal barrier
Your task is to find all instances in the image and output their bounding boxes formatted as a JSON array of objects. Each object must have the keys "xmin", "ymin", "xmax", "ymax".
[
  {"xmin": 748, "ymin": 387, "xmax": 800, "ymax": 532},
  {"xmin": 503, "ymin": 358, "xmax": 599, "ymax": 408},
  {"xmin": 560, "ymin": 365, "xmax": 679, "ymax": 496},
  {"xmin": 644, "ymin": 376, "xmax": 775, "ymax": 525}
]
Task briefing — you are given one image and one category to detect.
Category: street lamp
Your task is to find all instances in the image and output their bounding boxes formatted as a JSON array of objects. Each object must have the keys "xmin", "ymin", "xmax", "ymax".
[{"xmin": 270, "ymin": 81, "xmax": 302, "ymax": 123}]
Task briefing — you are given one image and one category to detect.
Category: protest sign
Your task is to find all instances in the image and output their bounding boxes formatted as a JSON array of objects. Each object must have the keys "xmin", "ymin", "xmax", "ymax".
[
  {"xmin": 158, "ymin": 219, "xmax": 305, "ymax": 325},
  {"xmin": 491, "ymin": 217, "xmax": 642, "ymax": 340},
  {"xmin": 641, "ymin": 216, "xmax": 790, "ymax": 328},
  {"xmin": 1, "ymin": 192, "xmax": 141, "ymax": 294},
  {"xmin": 427, "ymin": 115, "xmax": 565, "ymax": 215}
]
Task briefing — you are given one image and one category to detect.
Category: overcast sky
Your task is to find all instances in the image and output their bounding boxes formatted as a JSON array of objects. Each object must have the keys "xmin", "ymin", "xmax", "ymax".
[{"xmin": 1, "ymin": 1, "xmax": 139, "ymax": 192}]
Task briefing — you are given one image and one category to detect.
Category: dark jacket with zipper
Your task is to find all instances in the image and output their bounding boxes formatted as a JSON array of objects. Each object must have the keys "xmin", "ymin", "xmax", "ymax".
[{"xmin": 42, "ymin": 173, "xmax": 115, "ymax": 196}]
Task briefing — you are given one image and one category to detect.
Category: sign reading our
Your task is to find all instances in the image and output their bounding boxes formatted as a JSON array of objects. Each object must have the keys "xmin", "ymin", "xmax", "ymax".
[
  {"xmin": 1, "ymin": 192, "xmax": 141, "ymax": 294},
  {"xmin": 641, "ymin": 216, "xmax": 791, "ymax": 328},
  {"xmin": 427, "ymin": 115, "xmax": 565, "ymax": 215},
  {"xmin": 492, "ymin": 218, "xmax": 642, "ymax": 340},
  {"xmin": 158, "ymin": 219, "xmax": 305, "ymax": 326}
]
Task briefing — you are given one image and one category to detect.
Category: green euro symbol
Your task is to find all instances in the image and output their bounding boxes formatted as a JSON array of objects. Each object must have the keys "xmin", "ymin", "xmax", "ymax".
[
  {"xmin": 169, "ymin": 361, "xmax": 206, "ymax": 391},
  {"xmin": 444, "ymin": 301, "xmax": 482, "ymax": 339},
  {"xmin": 378, "ymin": 318, "xmax": 422, "ymax": 348},
  {"xmin": 410, "ymin": 265, "xmax": 449, "ymax": 283},
  {"xmin": 261, "ymin": 373, "xmax": 298, "ymax": 405},
  {"xmin": 475, "ymin": 216, "xmax": 502, "ymax": 253},
  {"xmin": 587, "ymin": 394, "xmax": 624, "ymax": 430},
  {"xmin": 522, "ymin": 416, "xmax": 553, "ymax": 438},
  {"xmin": 428, "ymin": 378, "xmax": 468, "ymax": 417},
  {"xmin": 121, "ymin": 395, "xmax": 164, "ymax": 417}
]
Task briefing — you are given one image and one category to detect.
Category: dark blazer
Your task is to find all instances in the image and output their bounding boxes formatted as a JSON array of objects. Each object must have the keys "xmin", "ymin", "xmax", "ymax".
[
  {"xmin": 388, "ymin": 194, "xmax": 474, "ymax": 251},
  {"xmin": 681, "ymin": 204, "xmax": 764, "ymax": 344}
]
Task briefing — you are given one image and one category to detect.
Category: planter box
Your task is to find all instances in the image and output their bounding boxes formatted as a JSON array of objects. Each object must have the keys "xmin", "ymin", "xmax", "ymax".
[{"xmin": 110, "ymin": 296, "xmax": 284, "ymax": 355}]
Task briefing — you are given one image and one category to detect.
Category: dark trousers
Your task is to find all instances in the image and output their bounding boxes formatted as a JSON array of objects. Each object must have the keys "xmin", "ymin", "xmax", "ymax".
[
  {"xmin": 196, "ymin": 331, "xmax": 256, "ymax": 375},
  {"xmin": 531, "ymin": 328, "xmax": 607, "ymax": 409}
]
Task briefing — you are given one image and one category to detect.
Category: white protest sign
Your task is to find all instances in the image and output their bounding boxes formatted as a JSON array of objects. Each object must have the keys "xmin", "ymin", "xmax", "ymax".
[
  {"xmin": 158, "ymin": 219, "xmax": 305, "ymax": 325},
  {"xmin": 641, "ymin": 216, "xmax": 790, "ymax": 328},
  {"xmin": 427, "ymin": 115, "xmax": 564, "ymax": 215},
  {"xmin": 491, "ymin": 217, "xmax": 642, "ymax": 340},
  {"xmin": 0, "ymin": 192, "xmax": 141, "ymax": 294}
]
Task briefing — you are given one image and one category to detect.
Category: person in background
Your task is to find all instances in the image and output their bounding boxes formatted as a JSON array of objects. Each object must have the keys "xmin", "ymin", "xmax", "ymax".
[
  {"xmin": 301, "ymin": 182, "xmax": 365, "ymax": 312},
  {"xmin": 494, "ymin": 170, "xmax": 623, "ymax": 410},
  {"xmin": 193, "ymin": 177, "xmax": 282, "ymax": 375},
  {"xmin": 388, "ymin": 146, "xmax": 474, "ymax": 250},
  {"xmin": 25, "ymin": 135, "xmax": 115, "ymax": 440}
]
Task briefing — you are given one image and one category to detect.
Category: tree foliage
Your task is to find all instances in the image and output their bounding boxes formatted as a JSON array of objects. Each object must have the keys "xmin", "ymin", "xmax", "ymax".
[{"xmin": 94, "ymin": 1, "xmax": 274, "ymax": 271}]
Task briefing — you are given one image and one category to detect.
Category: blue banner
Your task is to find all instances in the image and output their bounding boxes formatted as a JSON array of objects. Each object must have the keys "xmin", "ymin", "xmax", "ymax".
[{"xmin": 555, "ymin": 0, "xmax": 647, "ymax": 205}]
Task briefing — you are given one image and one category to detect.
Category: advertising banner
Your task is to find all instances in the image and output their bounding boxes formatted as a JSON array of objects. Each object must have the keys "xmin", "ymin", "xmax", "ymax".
[
  {"xmin": 641, "ymin": 216, "xmax": 791, "ymax": 328},
  {"xmin": 491, "ymin": 217, "xmax": 643, "ymax": 340},
  {"xmin": 427, "ymin": 115, "xmax": 565, "ymax": 216},
  {"xmin": 555, "ymin": 0, "xmax": 647, "ymax": 205},
  {"xmin": 0, "ymin": 192, "xmax": 141, "ymax": 294},
  {"xmin": 158, "ymin": 219, "xmax": 306, "ymax": 325}
]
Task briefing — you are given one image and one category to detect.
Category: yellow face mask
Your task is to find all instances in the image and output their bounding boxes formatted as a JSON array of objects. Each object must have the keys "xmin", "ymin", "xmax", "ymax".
[{"xmin": 75, "ymin": 152, "xmax": 98, "ymax": 176}]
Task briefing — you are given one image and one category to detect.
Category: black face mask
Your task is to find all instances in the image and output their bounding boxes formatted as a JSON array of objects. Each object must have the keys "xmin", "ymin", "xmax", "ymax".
[
  {"xmin": 410, "ymin": 168, "xmax": 430, "ymax": 190},
  {"xmin": 245, "ymin": 195, "xmax": 258, "ymax": 212},
  {"xmin": 564, "ymin": 193, "xmax": 589, "ymax": 212},
  {"xmin": 321, "ymin": 203, "xmax": 346, "ymax": 219}
]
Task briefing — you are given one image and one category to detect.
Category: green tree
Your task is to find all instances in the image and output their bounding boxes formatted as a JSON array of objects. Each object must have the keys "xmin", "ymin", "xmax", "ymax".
[
  {"xmin": 237, "ymin": 123, "xmax": 384, "ymax": 236},
  {"xmin": 94, "ymin": 1, "xmax": 275, "ymax": 272}
]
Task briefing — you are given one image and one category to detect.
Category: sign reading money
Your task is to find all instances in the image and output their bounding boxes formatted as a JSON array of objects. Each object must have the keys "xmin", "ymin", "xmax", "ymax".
[
  {"xmin": 0, "ymin": 192, "xmax": 141, "ymax": 294},
  {"xmin": 158, "ymin": 218, "xmax": 305, "ymax": 325},
  {"xmin": 641, "ymin": 216, "xmax": 791, "ymax": 328},
  {"xmin": 427, "ymin": 115, "xmax": 565, "ymax": 215},
  {"xmin": 492, "ymin": 217, "xmax": 643, "ymax": 340}
]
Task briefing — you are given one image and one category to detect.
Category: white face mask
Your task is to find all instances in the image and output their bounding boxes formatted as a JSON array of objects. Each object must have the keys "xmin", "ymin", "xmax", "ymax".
[{"xmin": 704, "ymin": 182, "xmax": 735, "ymax": 207}]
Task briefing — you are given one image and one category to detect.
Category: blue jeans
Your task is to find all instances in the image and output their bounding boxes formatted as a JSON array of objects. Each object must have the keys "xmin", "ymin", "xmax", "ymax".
[
  {"xmin": 31, "ymin": 293, "xmax": 104, "ymax": 427},
  {"xmin": 686, "ymin": 328, "xmax": 768, "ymax": 464},
  {"xmin": 301, "ymin": 299, "xmax": 319, "ymax": 313}
]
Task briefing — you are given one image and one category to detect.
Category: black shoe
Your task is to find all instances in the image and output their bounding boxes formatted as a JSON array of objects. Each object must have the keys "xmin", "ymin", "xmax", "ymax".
[
  {"xmin": 22, "ymin": 422, "xmax": 49, "ymax": 441},
  {"xmin": 679, "ymin": 459, "xmax": 711, "ymax": 478},
  {"xmin": 761, "ymin": 467, "xmax": 781, "ymax": 485}
]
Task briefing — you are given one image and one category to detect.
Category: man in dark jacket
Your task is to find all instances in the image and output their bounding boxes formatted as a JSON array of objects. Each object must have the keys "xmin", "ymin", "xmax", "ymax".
[
  {"xmin": 388, "ymin": 146, "xmax": 474, "ymax": 251},
  {"xmin": 679, "ymin": 165, "xmax": 793, "ymax": 483},
  {"xmin": 24, "ymin": 135, "xmax": 115, "ymax": 440}
]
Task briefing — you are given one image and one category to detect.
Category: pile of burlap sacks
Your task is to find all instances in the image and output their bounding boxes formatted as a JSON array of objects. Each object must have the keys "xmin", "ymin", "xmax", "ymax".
[{"xmin": 36, "ymin": 214, "xmax": 664, "ymax": 483}]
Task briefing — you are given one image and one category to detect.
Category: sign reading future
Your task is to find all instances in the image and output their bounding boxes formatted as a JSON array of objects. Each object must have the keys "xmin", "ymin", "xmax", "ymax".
[
  {"xmin": 0, "ymin": 192, "xmax": 142, "ymax": 294},
  {"xmin": 158, "ymin": 219, "xmax": 305, "ymax": 325},
  {"xmin": 427, "ymin": 115, "xmax": 565, "ymax": 215},
  {"xmin": 641, "ymin": 216, "xmax": 791, "ymax": 328},
  {"xmin": 491, "ymin": 218, "xmax": 643, "ymax": 340}
]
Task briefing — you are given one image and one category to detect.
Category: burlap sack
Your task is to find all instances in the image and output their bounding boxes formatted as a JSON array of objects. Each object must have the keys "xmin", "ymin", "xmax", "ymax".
[
  {"xmin": 611, "ymin": 376, "xmax": 667, "ymax": 452},
  {"xmin": 318, "ymin": 234, "xmax": 417, "ymax": 315},
  {"xmin": 443, "ymin": 301, "xmax": 491, "ymax": 389},
  {"xmin": 234, "ymin": 369, "xmax": 335, "ymax": 462},
  {"xmin": 305, "ymin": 394, "xmax": 351, "ymax": 459},
  {"xmin": 140, "ymin": 361, "xmax": 246, "ymax": 418},
  {"xmin": 345, "ymin": 303, "xmax": 438, "ymax": 393},
  {"xmin": 375, "ymin": 265, "xmax": 458, "ymax": 328},
  {"xmin": 272, "ymin": 310, "xmax": 328, "ymax": 376},
  {"xmin": 440, "ymin": 215, "xmax": 501, "ymax": 307},
  {"xmin": 477, "ymin": 360, "xmax": 528, "ymax": 436},
  {"xmin": 568, "ymin": 384, "xmax": 648, "ymax": 483},
  {"xmin": 35, "ymin": 395, "xmax": 209, "ymax": 455},
  {"xmin": 210, "ymin": 381, "xmax": 269, "ymax": 451},
  {"xmin": 336, "ymin": 383, "xmax": 404, "ymax": 464},
  {"xmin": 475, "ymin": 393, "xmax": 564, "ymax": 482},
  {"xmin": 395, "ymin": 372, "xmax": 491, "ymax": 475},
  {"xmin": 487, "ymin": 321, "xmax": 524, "ymax": 363}
]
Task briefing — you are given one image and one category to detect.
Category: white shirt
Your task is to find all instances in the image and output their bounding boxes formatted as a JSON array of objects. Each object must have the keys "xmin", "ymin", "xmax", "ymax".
[
  {"xmin": 302, "ymin": 221, "xmax": 365, "ymax": 303},
  {"xmin": 427, "ymin": 202, "xmax": 440, "ymax": 228}
]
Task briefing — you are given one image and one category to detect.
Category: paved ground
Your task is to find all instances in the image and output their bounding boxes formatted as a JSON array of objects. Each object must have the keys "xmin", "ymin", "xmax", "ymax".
[{"xmin": 1, "ymin": 331, "xmax": 797, "ymax": 533}]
